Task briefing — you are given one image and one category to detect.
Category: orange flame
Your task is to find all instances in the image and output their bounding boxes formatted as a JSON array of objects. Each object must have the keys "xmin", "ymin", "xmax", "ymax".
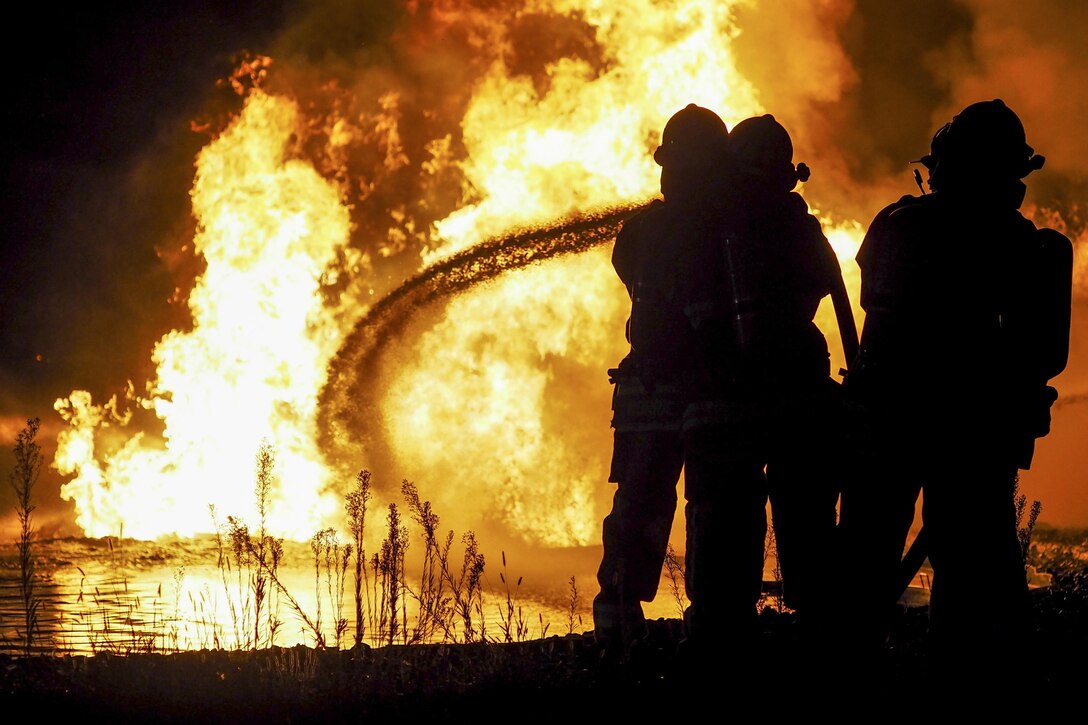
[
  {"xmin": 55, "ymin": 91, "xmax": 353, "ymax": 539},
  {"xmin": 431, "ymin": 0, "xmax": 761, "ymax": 259},
  {"xmin": 53, "ymin": 1, "xmax": 868, "ymax": 546}
]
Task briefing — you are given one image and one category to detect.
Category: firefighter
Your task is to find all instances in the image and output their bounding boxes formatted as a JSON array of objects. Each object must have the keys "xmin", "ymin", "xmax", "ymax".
[
  {"xmin": 838, "ymin": 99, "xmax": 1073, "ymax": 688},
  {"xmin": 679, "ymin": 114, "xmax": 855, "ymax": 658},
  {"xmin": 593, "ymin": 104, "xmax": 729, "ymax": 649}
]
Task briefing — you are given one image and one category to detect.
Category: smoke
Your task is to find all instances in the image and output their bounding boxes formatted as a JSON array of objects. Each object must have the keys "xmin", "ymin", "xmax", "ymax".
[
  {"xmin": 252, "ymin": 1, "xmax": 620, "ymax": 272},
  {"xmin": 938, "ymin": 1, "xmax": 1088, "ymax": 177}
]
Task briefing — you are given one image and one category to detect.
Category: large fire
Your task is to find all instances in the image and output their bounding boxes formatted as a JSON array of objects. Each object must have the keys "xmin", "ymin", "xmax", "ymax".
[
  {"xmin": 54, "ymin": 93, "xmax": 353, "ymax": 539},
  {"xmin": 53, "ymin": 1, "xmax": 868, "ymax": 544}
]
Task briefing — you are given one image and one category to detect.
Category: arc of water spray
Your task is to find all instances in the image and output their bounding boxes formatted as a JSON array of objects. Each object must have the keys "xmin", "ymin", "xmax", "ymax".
[{"xmin": 317, "ymin": 200, "xmax": 649, "ymax": 475}]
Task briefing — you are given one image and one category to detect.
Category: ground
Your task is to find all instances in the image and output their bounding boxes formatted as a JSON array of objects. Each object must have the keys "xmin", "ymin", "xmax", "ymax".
[{"xmin": 4, "ymin": 576, "xmax": 1087, "ymax": 722}]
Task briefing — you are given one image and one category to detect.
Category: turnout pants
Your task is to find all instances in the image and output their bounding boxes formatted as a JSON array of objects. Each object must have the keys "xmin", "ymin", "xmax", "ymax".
[
  {"xmin": 838, "ymin": 432, "xmax": 1030, "ymax": 688},
  {"xmin": 594, "ymin": 379, "xmax": 684, "ymax": 644},
  {"xmin": 681, "ymin": 384, "xmax": 842, "ymax": 649}
]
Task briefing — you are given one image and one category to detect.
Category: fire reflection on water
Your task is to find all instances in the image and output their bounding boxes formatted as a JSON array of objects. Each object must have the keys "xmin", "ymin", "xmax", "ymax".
[
  {"xmin": 0, "ymin": 537, "xmax": 627, "ymax": 655},
  {"xmin": 2, "ymin": 529, "xmax": 946, "ymax": 656}
]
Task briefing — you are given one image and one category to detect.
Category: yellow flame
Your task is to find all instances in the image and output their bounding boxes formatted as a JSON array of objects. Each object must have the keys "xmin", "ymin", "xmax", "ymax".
[
  {"xmin": 53, "ymin": 1, "xmax": 870, "ymax": 548},
  {"xmin": 430, "ymin": 0, "xmax": 760, "ymax": 260},
  {"xmin": 386, "ymin": 0, "xmax": 865, "ymax": 545},
  {"xmin": 55, "ymin": 91, "xmax": 353, "ymax": 539},
  {"xmin": 382, "ymin": 249, "xmax": 629, "ymax": 545}
]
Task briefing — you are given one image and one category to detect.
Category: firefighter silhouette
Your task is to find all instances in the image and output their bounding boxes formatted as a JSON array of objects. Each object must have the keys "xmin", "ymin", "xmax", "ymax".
[
  {"xmin": 593, "ymin": 104, "xmax": 729, "ymax": 648},
  {"xmin": 838, "ymin": 99, "xmax": 1073, "ymax": 687},
  {"xmin": 678, "ymin": 114, "xmax": 856, "ymax": 656}
]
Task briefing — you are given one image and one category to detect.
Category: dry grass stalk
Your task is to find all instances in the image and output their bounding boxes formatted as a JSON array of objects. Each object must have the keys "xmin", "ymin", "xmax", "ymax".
[
  {"xmin": 663, "ymin": 544, "xmax": 688, "ymax": 620},
  {"xmin": 375, "ymin": 503, "xmax": 409, "ymax": 646},
  {"xmin": 497, "ymin": 551, "xmax": 528, "ymax": 643},
  {"xmin": 10, "ymin": 417, "xmax": 43, "ymax": 656},
  {"xmin": 346, "ymin": 469, "xmax": 373, "ymax": 647},
  {"xmin": 1014, "ymin": 476, "xmax": 1043, "ymax": 567},
  {"xmin": 566, "ymin": 575, "xmax": 581, "ymax": 635},
  {"xmin": 402, "ymin": 479, "xmax": 453, "ymax": 643}
]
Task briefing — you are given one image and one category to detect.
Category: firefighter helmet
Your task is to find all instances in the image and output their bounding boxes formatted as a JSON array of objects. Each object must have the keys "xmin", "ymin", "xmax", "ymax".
[
  {"xmin": 653, "ymin": 104, "xmax": 729, "ymax": 168},
  {"xmin": 726, "ymin": 114, "xmax": 810, "ymax": 192},
  {"xmin": 917, "ymin": 99, "xmax": 1045, "ymax": 188}
]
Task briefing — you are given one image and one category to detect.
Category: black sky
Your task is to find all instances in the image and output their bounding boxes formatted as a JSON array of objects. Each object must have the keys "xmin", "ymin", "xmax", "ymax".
[{"xmin": 1, "ymin": 2, "xmax": 289, "ymax": 416}]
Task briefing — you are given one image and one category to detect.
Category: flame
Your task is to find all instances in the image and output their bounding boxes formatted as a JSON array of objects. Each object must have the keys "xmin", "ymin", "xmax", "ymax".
[
  {"xmin": 55, "ymin": 91, "xmax": 353, "ymax": 539},
  {"xmin": 382, "ymin": 249, "xmax": 630, "ymax": 546},
  {"xmin": 52, "ymin": 1, "xmax": 870, "ymax": 546},
  {"xmin": 382, "ymin": 0, "xmax": 864, "ymax": 545},
  {"xmin": 431, "ymin": 0, "xmax": 760, "ymax": 259}
]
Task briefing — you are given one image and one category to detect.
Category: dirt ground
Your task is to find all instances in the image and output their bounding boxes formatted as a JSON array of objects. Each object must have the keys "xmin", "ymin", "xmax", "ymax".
[{"xmin": 4, "ymin": 581, "xmax": 1086, "ymax": 723}]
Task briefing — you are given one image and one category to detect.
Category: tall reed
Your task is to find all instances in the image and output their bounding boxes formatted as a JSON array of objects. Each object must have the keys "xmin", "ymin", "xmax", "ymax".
[
  {"xmin": 231, "ymin": 515, "xmax": 321, "ymax": 648},
  {"xmin": 253, "ymin": 440, "xmax": 277, "ymax": 647},
  {"xmin": 1014, "ymin": 476, "xmax": 1043, "ymax": 574},
  {"xmin": 402, "ymin": 479, "xmax": 453, "ymax": 643},
  {"xmin": 454, "ymin": 532, "xmax": 486, "ymax": 643},
  {"xmin": 311, "ymin": 528, "xmax": 351, "ymax": 648},
  {"xmin": 566, "ymin": 575, "xmax": 581, "ymax": 635},
  {"xmin": 761, "ymin": 523, "xmax": 787, "ymax": 613},
  {"xmin": 497, "ymin": 551, "xmax": 528, "ymax": 643},
  {"xmin": 375, "ymin": 503, "xmax": 408, "ymax": 646},
  {"xmin": 209, "ymin": 504, "xmax": 242, "ymax": 646},
  {"xmin": 346, "ymin": 469, "xmax": 373, "ymax": 647},
  {"xmin": 663, "ymin": 544, "xmax": 688, "ymax": 620},
  {"xmin": 401, "ymin": 480, "xmax": 489, "ymax": 644},
  {"xmin": 10, "ymin": 417, "xmax": 42, "ymax": 656}
]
